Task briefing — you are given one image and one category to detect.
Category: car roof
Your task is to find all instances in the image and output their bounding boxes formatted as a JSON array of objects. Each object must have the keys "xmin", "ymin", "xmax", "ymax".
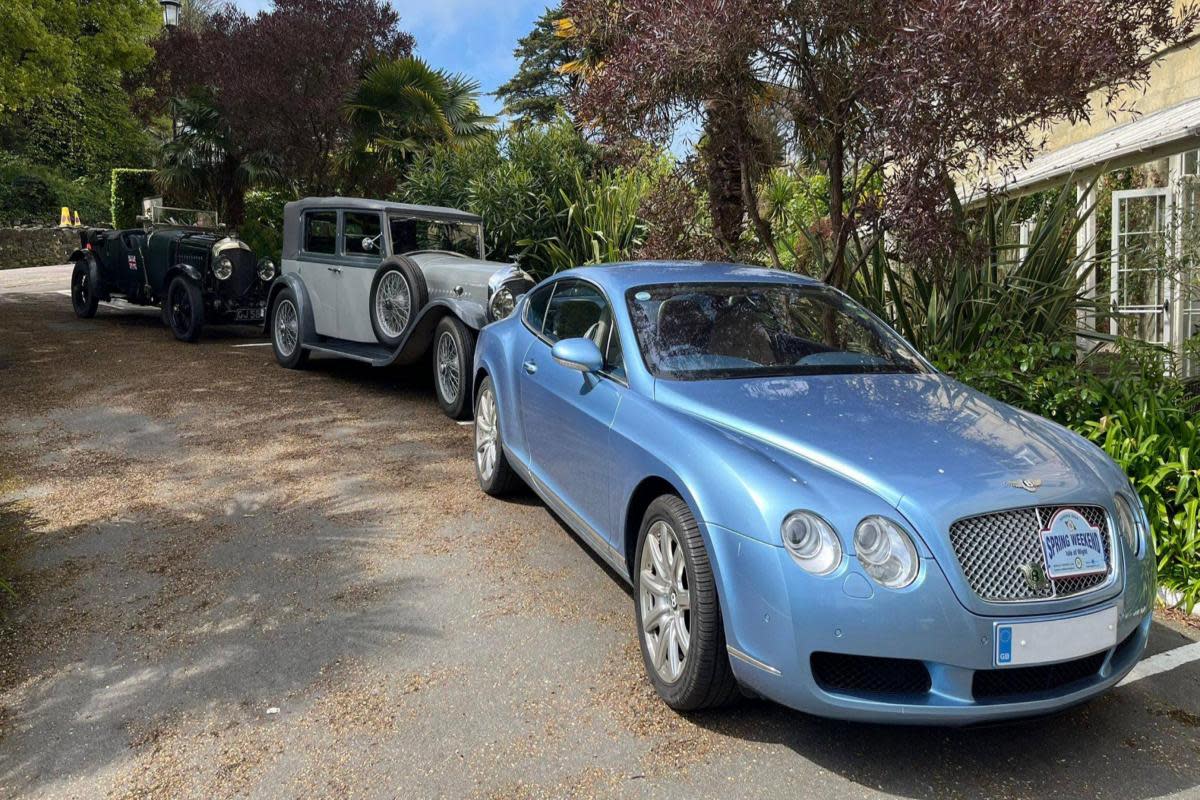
[
  {"xmin": 550, "ymin": 261, "xmax": 828, "ymax": 293},
  {"xmin": 286, "ymin": 196, "xmax": 482, "ymax": 224}
]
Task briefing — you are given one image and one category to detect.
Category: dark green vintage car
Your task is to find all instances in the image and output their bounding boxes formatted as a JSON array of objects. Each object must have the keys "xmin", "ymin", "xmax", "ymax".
[{"xmin": 68, "ymin": 207, "xmax": 276, "ymax": 342}]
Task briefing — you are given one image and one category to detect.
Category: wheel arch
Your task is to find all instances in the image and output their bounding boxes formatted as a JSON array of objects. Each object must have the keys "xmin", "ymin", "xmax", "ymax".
[
  {"xmin": 265, "ymin": 273, "xmax": 316, "ymax": 345},
  {"xmin": 164, "ymin": 262, "xmax": 204, "ymax": 289}
]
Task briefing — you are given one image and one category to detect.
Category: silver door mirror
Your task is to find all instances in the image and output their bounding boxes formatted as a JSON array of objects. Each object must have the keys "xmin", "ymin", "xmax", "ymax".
[{"xmin": 361, "ymin": 236, "xmax": 376, "ymax": 252}]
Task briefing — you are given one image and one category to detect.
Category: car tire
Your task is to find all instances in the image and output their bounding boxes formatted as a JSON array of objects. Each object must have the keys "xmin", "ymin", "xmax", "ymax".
[
  {"xmin": 473, "ymin": 375, "xmax": 523, "ymax": 496},
  {"xmin": 70, "ymin": 260, "xmax": 99, "ymax": 319},
  {"xmin": 271, "ymin": 288, "xmax": 309, "ymax": 369},
  {"xmin": 433, "ymin": 316, "xmax": 475, "ymax": 419},
  {"xmin": 634, "ymin": 495, "xmax": 739, "ymax": 711},
  {"xmin": 369, "ymin": 257, "xmax": 427, "ymax": 348},
  {"xmin": 165, "ymin": 275, "xmax": 205, "ymax": 343}
]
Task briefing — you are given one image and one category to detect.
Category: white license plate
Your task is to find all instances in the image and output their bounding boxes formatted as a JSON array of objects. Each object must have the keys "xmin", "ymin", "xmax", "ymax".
[{"xmin": 994, "ymin": 606, "xmax": 1118, "ymax": 667}]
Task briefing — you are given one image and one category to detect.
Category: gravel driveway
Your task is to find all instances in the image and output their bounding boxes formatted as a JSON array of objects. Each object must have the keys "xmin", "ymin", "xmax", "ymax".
[{"xmin": 1, "ymin": 269, "xmax": 1198, "ymax": 799}]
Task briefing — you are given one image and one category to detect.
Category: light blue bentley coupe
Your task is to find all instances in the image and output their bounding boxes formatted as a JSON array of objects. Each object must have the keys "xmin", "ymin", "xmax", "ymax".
[{"xmin": 471, "ymin": 261, "xmax": 1155, "ymax": 724}]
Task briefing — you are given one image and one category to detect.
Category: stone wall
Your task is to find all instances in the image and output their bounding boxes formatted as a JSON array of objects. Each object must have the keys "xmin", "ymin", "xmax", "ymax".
[{"xmin": 0, "ymin": 227, "xmax": 81, "ymax": 269}]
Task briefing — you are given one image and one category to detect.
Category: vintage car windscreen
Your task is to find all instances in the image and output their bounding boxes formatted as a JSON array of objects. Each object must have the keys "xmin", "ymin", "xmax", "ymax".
[
  {"xmin": 389, "ymin": 216, "xmax": 481, "ymax": 259},
  {"xmin": 626, "ymin": 282, "xmax": 929, "ymax": 380}
]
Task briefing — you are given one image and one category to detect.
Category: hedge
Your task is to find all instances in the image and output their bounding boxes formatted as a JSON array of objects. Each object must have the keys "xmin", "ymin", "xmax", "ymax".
[
  {"xmin": 0, "ymin": 155, "xmax": 108, "ymax": 226},
  {"xmin": 111, "ymin": 168, "xmax": 157, "ymax": 229}
]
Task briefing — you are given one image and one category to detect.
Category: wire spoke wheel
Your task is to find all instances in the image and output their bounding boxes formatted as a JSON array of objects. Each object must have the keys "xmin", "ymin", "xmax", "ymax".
[
  {"xmin": 170, "ymin": 283, "xmax": 192, "ymax": 332},
  {"xmin": 639, "ymin": 520, "xmax": 691, "ymax": 684},
  {"xmin": 275, "ymin": 298, "xmax": 298, "ymax": 357},
  {"xmin": 475, "ymin": 383, "xmax": 499, "ymax": 482},
  {"xmin": 375, "ymin": 271, "xmax": 411, "ymax": 338},
  {"xmin": 436, "ymin": 330, "xmax": 461, "ymax": 405}
]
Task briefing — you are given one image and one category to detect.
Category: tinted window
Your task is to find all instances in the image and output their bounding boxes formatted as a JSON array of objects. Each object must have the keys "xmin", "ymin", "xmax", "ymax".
[
  {"xmin": 343, "ymin": 212, "xmax": 382, "ymax": 256},
  {"xmin": 627, "ymin": 282, "xmax": 928, "ymax": 379},
  {"xmin": 524, "ymin": 282, "xmax": 555, "ymax": 334},
  {"xmin": 303, "ymin": 211, "xmax": 337, "ymax": 254},
  {"xmin": 540, "ymin": 280, "xmax": 624, "ymax": 378}
]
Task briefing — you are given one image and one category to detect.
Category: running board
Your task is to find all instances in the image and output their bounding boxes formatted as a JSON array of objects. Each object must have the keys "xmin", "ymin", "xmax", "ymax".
[{"xmin": 305, "ymin": 340, "xmax": 395, "ymax": 365}]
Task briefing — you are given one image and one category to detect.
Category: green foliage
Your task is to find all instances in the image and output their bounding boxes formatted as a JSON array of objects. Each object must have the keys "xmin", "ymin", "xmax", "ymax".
[
  {"xmin": 0, "ymin": 75, "xmax": 156, "ymax": 181},
  {"xmin": 519, "ymin": 168, "xmax": 652, "ymax": 275},
  {"xmin": 495, "ymin": 5, "xmax": 579, "ymax": 126},
  {"xmin": 0, "ymin": 154, "xmax": 107, "ymax": 225},
  {"xmin": 397, "ymin": 117, "xmax": 598, "ymax": 263},
  {"xmin": 0, "ymin": 0, "xmax": 160, "ymax": 112},
  {"xmin": 849, "ymin": 178, "xmax": 1098, "ymax": 356},
  {"xmin": 344, "ymin": 56, "xmax": 495, "ymax": 192},
  {"xmin": 238, "ymin": 189, "xmax": 290, "ymax": 264},
  {"xmin": 111, "ymin": 168, "xmax": 156, "ymax": 228}
]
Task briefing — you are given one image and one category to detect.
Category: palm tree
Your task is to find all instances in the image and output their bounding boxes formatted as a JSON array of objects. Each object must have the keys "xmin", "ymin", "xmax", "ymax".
[
  {"xmin": 157, "ymin": 92, "xmax": 278, "ymax": 225},
  {"xmin": 343, "ymin": 57, "xmax": 496, "ymax": 192}
]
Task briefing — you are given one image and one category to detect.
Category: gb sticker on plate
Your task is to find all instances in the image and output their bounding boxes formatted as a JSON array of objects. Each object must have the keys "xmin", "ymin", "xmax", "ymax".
[{"xmin": 1039, "ymin": 508, "xmax": 1106, "ymax": 580}]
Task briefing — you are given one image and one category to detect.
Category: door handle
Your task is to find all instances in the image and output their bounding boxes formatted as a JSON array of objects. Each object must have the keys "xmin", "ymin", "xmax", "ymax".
[
  {"xmin": 522, "ymin": 360, "xmax": 538, "ymax": 375},
  {"xmin": 326, "ymin": 266, "xmax": 342, "ymax": 274}
]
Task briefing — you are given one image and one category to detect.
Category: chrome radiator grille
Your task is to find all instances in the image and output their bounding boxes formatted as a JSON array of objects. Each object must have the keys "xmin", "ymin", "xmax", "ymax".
[{"xmin": 948, "ymin": 506, "xmax": 1112, "ymax": 603}]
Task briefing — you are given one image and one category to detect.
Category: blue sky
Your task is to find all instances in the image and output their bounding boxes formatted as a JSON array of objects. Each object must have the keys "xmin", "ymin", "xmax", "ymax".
[{"xmin": 233, "ymin": 0, "xmax": 552, "ymax": 117}]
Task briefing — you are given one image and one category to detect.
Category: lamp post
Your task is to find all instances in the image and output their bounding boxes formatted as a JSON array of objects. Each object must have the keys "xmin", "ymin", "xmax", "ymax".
[{"xmin": 160, "ymin": 0, "xmax": 180, "ymax": 28}]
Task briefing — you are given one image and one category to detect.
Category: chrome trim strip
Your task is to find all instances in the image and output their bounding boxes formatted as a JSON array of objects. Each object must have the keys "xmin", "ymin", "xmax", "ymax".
[
  {"xmin": 509, "ymin": 455, "xmax": 632, "ymax": 583},
  {"xmin": 727, "ymin": 646, "xmax": 782, "ymax": 677}
]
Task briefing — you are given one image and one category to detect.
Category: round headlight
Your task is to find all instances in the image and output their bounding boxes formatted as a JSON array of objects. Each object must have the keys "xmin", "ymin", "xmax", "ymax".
[
  {"xmin": 854, "ymin": 516, "xmax": 919, "ymax": 589},
  {"xmin": 214, "ymin": 255, "xmax": 234, "ymax": 281},
  {"xmin": 781, "ymin": 511, "xmax": 842, "ymax": 575},
  {"xmin": 1114, "ymin": 493, "xmax": 1143, "ymax": 556},
  {"xmin": 257, "ymin": 257, "xmax": 276, "ymax": 282},
  {"xmin": 489, "ymin": 284, "xmax": 517, "ymax": 320}
]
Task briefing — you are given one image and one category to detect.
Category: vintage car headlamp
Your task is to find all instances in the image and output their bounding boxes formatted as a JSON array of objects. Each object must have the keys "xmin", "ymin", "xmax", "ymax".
[
  {"xmin": 489, "ymin": 283, "xmax": 518, "ymax": 321},
  {"xmin": 1114, "ymin": 493, "xmax": 1145, "ymax": 556},
  {"xmin": 781, "ymin": 511, "xmax": 842, "ymax": 575},
  {"xmin": 214, "ymin": 255, "xmax": 234, "ymax": 281},
  {"xmin": 854, "ymin": 516, "xmax": 919, "ymax": 589},
  {"xmin": 257, "ymin": 257, "xmax": 276, "ymax": 282}
]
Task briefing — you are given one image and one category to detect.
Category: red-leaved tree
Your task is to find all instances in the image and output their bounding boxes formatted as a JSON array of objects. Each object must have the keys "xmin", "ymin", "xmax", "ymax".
[
  {"xmin": 154, "ymin": 0, "xmax": 413, "ymax": 201},
  {"xmin": 564, "ymin": 0, "xmax": 1197, "ymax": 286}
]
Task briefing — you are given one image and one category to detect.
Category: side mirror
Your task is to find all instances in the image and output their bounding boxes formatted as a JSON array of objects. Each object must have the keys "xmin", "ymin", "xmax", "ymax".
[
  {"xmin": 551, "ymin": 337, "xmax": 604, "ymax": 374},
  {"xmin": 361, "ymin": 236, "xmax": 376, "ymax": 252}
]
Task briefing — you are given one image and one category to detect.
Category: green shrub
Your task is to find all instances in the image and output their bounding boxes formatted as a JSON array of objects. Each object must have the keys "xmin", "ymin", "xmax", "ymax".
[
  {"xmin": 239, "ymin": 190, "xmax": 289, "ymax": 264},
  {"xmin": 397, "ymin": 116, "xmax": 598, "ymax": 264},
  {"xmin": 0, "ymin": 155, "xmax": 108, "ymax": 225},
  {"xmin": 111, "ymin": 168, "xmax": 158, "ymax": 229}
]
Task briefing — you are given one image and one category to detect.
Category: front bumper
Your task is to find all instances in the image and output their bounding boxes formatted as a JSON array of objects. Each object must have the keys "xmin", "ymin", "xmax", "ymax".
[{"xmin": 706, "ymin": 522, "xmax": 1155, "ymax": 725}]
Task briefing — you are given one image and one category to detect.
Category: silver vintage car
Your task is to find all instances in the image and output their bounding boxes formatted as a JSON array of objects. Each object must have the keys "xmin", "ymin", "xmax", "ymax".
[{"xmin": 267, "ymin": 197, "xmax": 534, "ymax": 418}]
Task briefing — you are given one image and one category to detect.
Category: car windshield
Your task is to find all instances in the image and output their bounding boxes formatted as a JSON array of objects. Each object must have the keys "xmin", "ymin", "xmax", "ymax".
[
  {"xmin": 389, "ymin": 216, "xmax": 481, "ymax": 259},
  {"xmin": 627, "ymin": 282, "xmax": 929, "ymax": 379}
]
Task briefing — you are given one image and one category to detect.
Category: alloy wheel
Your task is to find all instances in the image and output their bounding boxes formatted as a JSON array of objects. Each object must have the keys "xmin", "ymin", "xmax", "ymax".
[
  {"xmin": 475, "ymin": 384, "xmax": 499, "ymax": 481},
  {"xmin": 639, "ymin": 520, "xmax": 691, "ymax": 684},
  {"xmin": 375, "ymin": 271, "xmax": 411, "ymax": 338}
]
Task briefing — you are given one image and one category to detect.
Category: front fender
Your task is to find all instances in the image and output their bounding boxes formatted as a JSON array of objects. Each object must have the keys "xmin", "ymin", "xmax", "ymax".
[
  {"xmin": 439, "ymin": 296, "xmax": 487, "ymax": 330},
  {"xmin": 265, "ymin": 273, "xmax": 316, "ymax": 344},
  {"xmin": 70, "ymin": 250, "xmax": 103, "ymax": 293},
  {"xmin": 164, "ymin": 263, "xmax": 204, "ymax": 287}
]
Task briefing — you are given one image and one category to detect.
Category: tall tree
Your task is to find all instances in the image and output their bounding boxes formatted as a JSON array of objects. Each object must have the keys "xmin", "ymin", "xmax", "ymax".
[
  {"xmin": 495, "ymin": 6, "xmax": 581, "ymax": 126},
  {"xmin": 344, "ymin": 57, "xmax": 496, "ymax": 194},
  {"xmin": 156, "ymin": 92, "xmax": 278, "ymax": 224},
  {"xmin": 0, "ymin": 0, "xmax": 159, "ymax": 112},
  {"xmin": 564, "ymin": 0, "xmax": 1198, "ymax": 287},
  {"xmin": 153, "ymin": 0, "xmax": 414, "ymax": 196}
]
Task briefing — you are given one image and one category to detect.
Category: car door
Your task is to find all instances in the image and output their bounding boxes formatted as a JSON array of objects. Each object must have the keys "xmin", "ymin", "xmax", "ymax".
[
  {"xmin": 519, "ymin": 278, "xmax": 626, "ymax": 544},
  {"xmin": 335, "ymin": 210, "xmax": 386, "ymax": 344},
  {"xmin": 296, "ymin": 209, "xmax": 340, "ymax": 337}
]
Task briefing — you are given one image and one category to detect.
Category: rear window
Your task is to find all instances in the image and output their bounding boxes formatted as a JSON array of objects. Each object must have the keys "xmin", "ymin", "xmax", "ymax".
[{"xmin": 303, "ymin": 211, "xmax": 337, "ymax": 254}]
